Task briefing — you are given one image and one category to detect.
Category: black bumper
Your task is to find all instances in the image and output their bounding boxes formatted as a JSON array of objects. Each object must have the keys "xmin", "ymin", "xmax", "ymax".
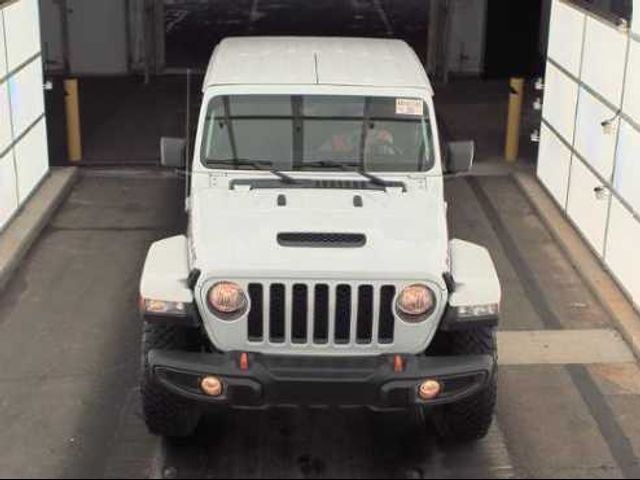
[{"xmin": 149, "ymin": 350, "xmax": 495, "ymax": 411}]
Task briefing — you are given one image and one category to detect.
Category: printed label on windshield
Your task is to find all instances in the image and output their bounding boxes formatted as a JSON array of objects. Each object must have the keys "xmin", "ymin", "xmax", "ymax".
[{"xmin": 396, "ymin": 98, "xmax": 423, "ymax": 116}]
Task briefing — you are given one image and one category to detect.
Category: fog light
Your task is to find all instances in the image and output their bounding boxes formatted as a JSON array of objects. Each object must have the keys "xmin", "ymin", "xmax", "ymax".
[
  {"xmin": 418, "ymin": 380, "xmax": 442, "ymax": 400},
  {"xmin": 200, "ymin": 376, "xmax": 223, "ymax": 397}
]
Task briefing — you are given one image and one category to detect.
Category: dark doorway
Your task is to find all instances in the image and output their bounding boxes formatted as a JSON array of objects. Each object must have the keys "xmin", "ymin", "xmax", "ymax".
[
  {"xmin": 163, "ymin": 0, "xmax": 429, "ymax": 71},
  {"xmin": 484, "ymin": 0, "xmax": 545, "ymax": 79}
]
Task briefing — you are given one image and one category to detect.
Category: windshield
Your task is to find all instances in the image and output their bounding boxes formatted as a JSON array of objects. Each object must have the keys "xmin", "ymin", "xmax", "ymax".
[{"xmin": 201, "ymin": 95, "xmax": 435, "ymax": 172}]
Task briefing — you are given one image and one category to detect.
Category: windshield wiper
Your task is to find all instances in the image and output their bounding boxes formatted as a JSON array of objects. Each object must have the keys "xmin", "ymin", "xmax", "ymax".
[
  {"xmin": 205, "ymin": 158, "xmax": 298, "ymax": 185},
  {"xmin": 303, "ymin": 160, "xmax": 392, "ymax": 188}
]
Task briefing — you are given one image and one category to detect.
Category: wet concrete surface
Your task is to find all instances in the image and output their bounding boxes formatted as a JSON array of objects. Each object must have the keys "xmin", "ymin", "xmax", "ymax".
[{"xmin": 0, "ymin": 169, "xmax": 639, "ymax": 478}]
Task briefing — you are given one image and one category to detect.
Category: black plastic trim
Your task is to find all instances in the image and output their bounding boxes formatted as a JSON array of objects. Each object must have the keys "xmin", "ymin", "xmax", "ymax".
[
  {"xmin": 440, "ymin": 307, "xmax": 499, "ymax": 332},
  {"xmin": 143, "ymin": 304, "xmax": 200, "ymax": 328},
  {"xmin": 149, "ymin": 350, "xmax": 495, "ymax": 410}
]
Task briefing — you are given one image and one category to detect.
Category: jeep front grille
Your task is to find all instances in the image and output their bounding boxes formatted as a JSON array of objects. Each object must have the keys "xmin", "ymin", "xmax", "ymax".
[{"xmin": 246, "ymin": 283, "xmax": 397, "ymax": 346}]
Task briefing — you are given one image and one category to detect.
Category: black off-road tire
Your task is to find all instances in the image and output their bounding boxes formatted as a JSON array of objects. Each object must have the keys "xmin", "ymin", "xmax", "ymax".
[
  {"xmin": 432, "ymin": 327, "xmax": 498, "ymax": 443},
  {"xmin": 141, "ymin": 322, "xmax": 203, "ymax": 438}
]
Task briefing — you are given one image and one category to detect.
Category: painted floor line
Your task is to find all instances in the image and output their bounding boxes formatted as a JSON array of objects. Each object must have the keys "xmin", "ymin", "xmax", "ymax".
[{"xmin": 498, "ymin": 329, "xmax": 636, "ymax": 366}]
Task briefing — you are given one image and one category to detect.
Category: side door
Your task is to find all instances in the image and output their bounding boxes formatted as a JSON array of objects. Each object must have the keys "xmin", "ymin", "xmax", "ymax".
[{"xmin": 66, "ymin": 0, "xmax": 128, "ymax": 75}]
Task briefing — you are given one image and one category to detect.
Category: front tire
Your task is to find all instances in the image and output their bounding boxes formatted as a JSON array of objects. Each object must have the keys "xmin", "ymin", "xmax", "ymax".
[
  {"xmin": 431, "ymin": 327, "xmax": 498, "ymax": 443},
  {"xmin": 141, "ymin": 323, "xmax": 203, "ymax": 438}
]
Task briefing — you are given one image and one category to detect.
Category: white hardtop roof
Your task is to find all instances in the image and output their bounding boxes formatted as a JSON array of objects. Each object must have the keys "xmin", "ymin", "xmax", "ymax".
[{"xmin": 203, "ymin": 37, "xmax": 433, "ymax": 94}]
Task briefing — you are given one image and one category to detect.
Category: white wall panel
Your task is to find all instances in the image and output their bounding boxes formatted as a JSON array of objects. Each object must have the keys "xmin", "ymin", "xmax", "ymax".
[
  {"xmin": 541, "ymin": 0, "xmax": 640, "ymax": 313},
  {"xmin": 537, "ymin": 125, "xmax": 572, "ymax": 208},
  {"xmin": 0, "ymin": 0, "xmax": 49, "ymax": 232},
  {"xmin": 623, "ymin": 40, "xmax": 640, "ymax": 124},
  {"xmin": 542, "ymin": 62, "xmax": 580, "ymax": 142},
  {"xmin": 3, "ymin": 0, "xmax": 41, "ymax": 70},
  {"xmin": 567, "ymin": 159, "xmax": 610, "ymax": 255},
  {"xmin": 0, "ymin": 151, "xmax": 18, "ymax": 230},
  {"xmin": 14, "ymin": 118, "xmax": 48, "ymax": 203},
  {"xmin": 574, "ymin": 87, "xmax": 618, "ymax": 180},
  {"xmin": 582, "ymin": 17, "xmax": 628, "ymax": 107},
  {"xmin": 0, "ymin": 82, "xmax": 11, "ymax": 153},
  {"xmin": 8, "ymin": 59, "xmax": 44, "ymax": 138},
  {"xmin": 605, "ymin": 198, "xmax": 640, "ymax": 307},
  {"xmin": 547, "ymin": 0, "xmax": 585, "ymax": 76},
  {"xmin": 613, "ymin": 120, "xmax": 640, "ymax": 213},
  {"xmin": 0, "ymin": 13, "xmax": 7, "ymax": 76}
]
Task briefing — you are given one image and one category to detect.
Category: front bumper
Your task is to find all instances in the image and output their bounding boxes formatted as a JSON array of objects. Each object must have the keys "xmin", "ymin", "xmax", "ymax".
[{"xmin": 149, "ymin": 350, "xmax": 495, "ymax": 411}]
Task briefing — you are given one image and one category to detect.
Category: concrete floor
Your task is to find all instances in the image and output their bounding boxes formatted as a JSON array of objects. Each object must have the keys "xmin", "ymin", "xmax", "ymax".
[{"xmin": 0, "ymin": 169, "xmax": 639, "ymax": 478}]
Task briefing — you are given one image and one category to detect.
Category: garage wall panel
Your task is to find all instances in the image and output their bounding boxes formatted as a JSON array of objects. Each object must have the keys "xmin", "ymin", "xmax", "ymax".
[
  {"xmin": 0, "ymin": 82, "xmax": 11, "ymax": 153},
  {"xmin": 605, "ymin": 198, "xmax": 640, "ymax": 307},
  {"xmin": 542, "ymin": 62, "xmax": 580, "ymax": 142},
  {"xmin": 574, "ymin": 87, "xmax": 618, "ymax": 180},
  {"xmin": 567, "ymin": 159, "xmax": 610, "ymax": 255},
  {"xmin": 3, "ymin": 0, "xmax": 41, "ymax": 71},
  {"xmin": 537, "ymin": 125, "xmax": 572, "ymax": 208},
  {"xmin": 581, "ymin": 16, "xmax": 627, "ymax": 106},
  {"xmin": 539, "ymin": 0, "xmax": 640, "ymax": 312},
  {"xmin": 0, "ymin": 0, "xmax": 49, "ymax": 232},
  {"xmin": 624, "ymin": 40, "xmax": 640, "ymax": 124},
  {"xmin": 614, "ymin": 121, "xmax": 640, "ymax": 214},
  {"xmin": 0, "ymin": 14, "xmax": 6, "ymax": 76},
  {"xmin": 0, "ymin": 151, "xmax": 18, "ymax": 231},
  {"xmin": 547, "ymin": 0, "xmax": 585, "ymax": 76},
  {"xmin": 8, "ymin": 59, "xmax": 45, "ymax": 137},
  {"xmin": 14, "ymin": 119, "xmax": 48, "ymax": 204}
]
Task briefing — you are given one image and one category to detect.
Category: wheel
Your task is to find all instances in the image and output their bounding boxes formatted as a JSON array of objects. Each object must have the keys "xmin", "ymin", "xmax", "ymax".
[
  {"xmin": 141, "ymin": 322, "xmax": 203, "ymax": 438},
  {"xmin": 431, "ymin": 327, "xmax": 498, "ymax": 443}
]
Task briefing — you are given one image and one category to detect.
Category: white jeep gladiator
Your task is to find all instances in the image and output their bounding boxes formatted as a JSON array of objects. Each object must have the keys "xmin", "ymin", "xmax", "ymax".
[{"xmin": 139, "ymin": 37, "xmax": 501, "ymax": 442}]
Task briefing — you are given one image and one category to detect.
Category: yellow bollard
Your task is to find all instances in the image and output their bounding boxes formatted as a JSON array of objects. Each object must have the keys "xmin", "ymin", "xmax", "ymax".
[
  {"xmin": 505, "ymin": 78, "xmax": 524, "ymax": 163},
  {"xmin": 64, "ymin": 79, "xmax": 82, "ymax": 163}
]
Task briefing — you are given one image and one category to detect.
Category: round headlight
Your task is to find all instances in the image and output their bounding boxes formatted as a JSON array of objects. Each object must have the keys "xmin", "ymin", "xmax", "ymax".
[
  {"xmin": 397, "ymin": 284, "xmax": 436, "ymax": 321},
  {"xmin": 208, "ymin": 282, "xmax": 248, "ymax": 317}
]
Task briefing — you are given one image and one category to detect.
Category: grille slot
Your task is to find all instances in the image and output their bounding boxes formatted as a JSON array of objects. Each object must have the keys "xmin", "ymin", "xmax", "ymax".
[
  {"xmin": 246, "ymin": 283, "xmax": 396, "ymax": 347},
  {"xmin": 291, "ymin": 284, "xmax": 308, "ymax": 343},
  {"xmin": 334, "ymin": 285, "xmax": 352, "ymax": 344},
  {"xmin": 378, "ymin": 286, "xmax": 396, "ymax": 344},
  {"xmin": 269, "ymin": 284, "xmax": 286, "ymax": 343},
  {"xmin": 277, "ymin": 232, "xmax": 366, "ymax": 248},
  {"xmin": 356, "ymin": 285, "xmax": 374, "ymax": 344},
  {"xmin": 247, "ymin": 284, "xmax": 264, "ymax": 341},
  {"xmin": 313, "ymin": 284, "xmax": 330, "ymax": 343}
]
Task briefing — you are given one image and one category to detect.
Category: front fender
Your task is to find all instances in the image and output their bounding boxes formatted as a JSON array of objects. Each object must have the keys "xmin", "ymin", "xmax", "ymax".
[
  {"xmin": 140, "ymin": 235, "xmax": 197, "ymax": 326},
  {"xmin": 441, "ymin": 239, "xmax": 501, "ymax": 331}
]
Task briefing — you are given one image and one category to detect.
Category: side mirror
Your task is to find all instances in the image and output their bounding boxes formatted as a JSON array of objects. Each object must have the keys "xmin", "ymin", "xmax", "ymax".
[
  {"xmin": 446, "ymin": 141, "xmax": 475, "ymax": 174},
  {"xmin": 160, "ymin": 137, "xmax": 186, "ymax": 168}
]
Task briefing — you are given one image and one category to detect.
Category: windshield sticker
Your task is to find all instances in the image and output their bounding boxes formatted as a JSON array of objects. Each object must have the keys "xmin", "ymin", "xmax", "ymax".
[{"xmin": 396, "ymin": 98, "xmax": 423, "ymax": 116}]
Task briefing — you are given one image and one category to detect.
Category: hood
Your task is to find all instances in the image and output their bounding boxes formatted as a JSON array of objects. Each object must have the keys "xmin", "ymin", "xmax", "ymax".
[{"xmin": 190, "ymin": 182, "xmax": 449, "ymax": 284}]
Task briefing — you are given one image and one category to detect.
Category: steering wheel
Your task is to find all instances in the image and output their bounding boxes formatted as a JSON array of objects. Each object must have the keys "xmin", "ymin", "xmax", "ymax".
[{"xmin": 366, "ymin": 129, "xmax": 404, "ymax": 156}]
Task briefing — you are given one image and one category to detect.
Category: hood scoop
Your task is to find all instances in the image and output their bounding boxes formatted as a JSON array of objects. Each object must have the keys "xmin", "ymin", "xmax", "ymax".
[{"xmin": 277, "ymin": 232, "xmax": 367, "ymax": 248}]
